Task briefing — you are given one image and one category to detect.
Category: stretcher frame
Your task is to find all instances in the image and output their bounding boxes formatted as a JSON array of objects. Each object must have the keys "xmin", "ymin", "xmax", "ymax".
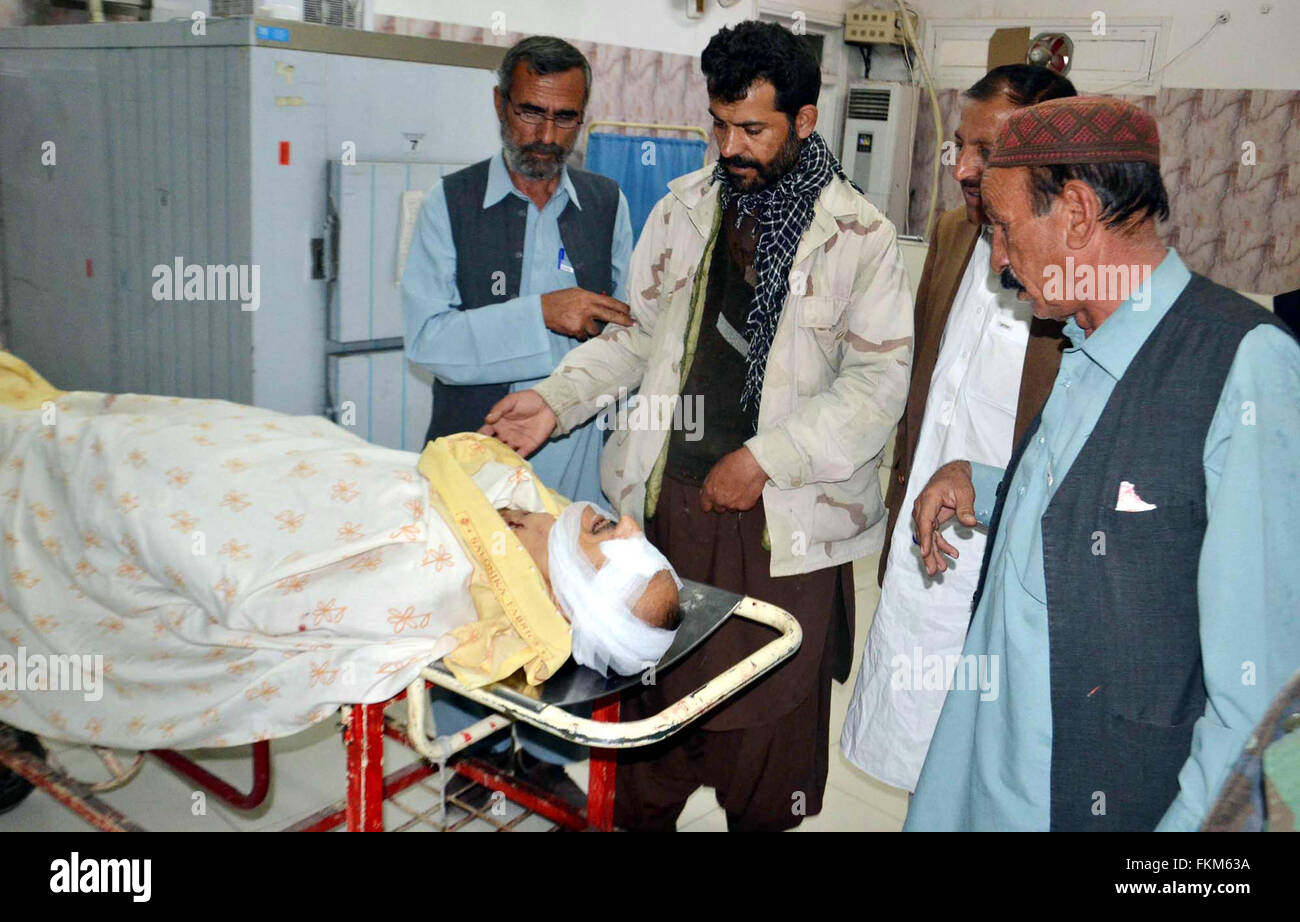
[{"xmin": 0, "ymin": 596, "xmax": 800, "ymax": 832}]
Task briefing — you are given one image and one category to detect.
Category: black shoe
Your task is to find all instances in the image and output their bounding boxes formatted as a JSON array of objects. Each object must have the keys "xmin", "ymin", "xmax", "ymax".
[
  {"xmin": 513, "ymin": 749, "xmax": 588, "ymax": 813},
  {"xmin": 0, "ymin": 726, "xmax": 44, "ymax": 815}
]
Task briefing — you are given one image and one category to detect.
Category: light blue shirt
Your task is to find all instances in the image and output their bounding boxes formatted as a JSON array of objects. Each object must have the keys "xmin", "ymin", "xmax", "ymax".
[
  {"xmin": 401, "ymin": 151, "xmax": 634, "ymax": 505},
  {"xmin": 906, "ymin": 249, "xmax": 1300, "ymax": 831}
]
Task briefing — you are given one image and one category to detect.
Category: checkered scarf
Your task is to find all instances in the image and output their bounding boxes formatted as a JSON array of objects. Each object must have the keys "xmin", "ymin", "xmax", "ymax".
[{"xmin": 713, "ymin": 131, "xmax": 855, "ymax": 430}]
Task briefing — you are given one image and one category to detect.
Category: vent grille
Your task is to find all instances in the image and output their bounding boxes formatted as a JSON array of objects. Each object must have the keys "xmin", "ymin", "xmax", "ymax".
[
  {"xmin": 303, "ymin": 0, "xmax": 362, "ymax": 28},
  {"xmin": 212, "ymin": 0, "xmax": 364, "ymax": 28},
  {"xmin": 847, "ymin": 88, "xmax": 891, "ymax": 121},
  {"xmin": 211, "ymin": 0, "xmax": 255, "ymax": 15}
]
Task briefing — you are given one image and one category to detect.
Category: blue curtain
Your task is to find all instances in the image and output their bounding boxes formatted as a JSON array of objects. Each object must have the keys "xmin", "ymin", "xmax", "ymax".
[{"xmin": 584, "ymin": 133, "xmax": 708, "ymax": 243}]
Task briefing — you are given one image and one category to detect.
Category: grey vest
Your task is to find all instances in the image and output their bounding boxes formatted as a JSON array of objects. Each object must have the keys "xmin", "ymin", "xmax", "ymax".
[
  {"xmin": 424, "ymin": 158, "xmax": 619, "ymax": 443},
  {"xmin": 974, "ymin": 274, "xmax": 1293, "ymax": 831}
]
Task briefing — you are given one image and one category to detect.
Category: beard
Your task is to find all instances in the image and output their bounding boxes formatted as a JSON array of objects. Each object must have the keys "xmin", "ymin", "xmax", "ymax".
[
  {"xmin": 500, "ymin": 119, "xmax": 573, "ymax": 181},
  {"xmin": 719, "ymin": 124, "xmax": 803, "ymax": 193},
  {"xmin": 1000, "ymin": 266, "xmax": 1026, "ymax": 292}
]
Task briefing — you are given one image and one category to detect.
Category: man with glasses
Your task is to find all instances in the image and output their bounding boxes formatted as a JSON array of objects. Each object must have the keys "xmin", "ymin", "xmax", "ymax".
[
  {"xmin": 403, "ymin": 34, "xmax": 634, "ymax": 507},
  {"xmin": 401, "ymin": 35, "xmax": 634, "ymax": 801}
]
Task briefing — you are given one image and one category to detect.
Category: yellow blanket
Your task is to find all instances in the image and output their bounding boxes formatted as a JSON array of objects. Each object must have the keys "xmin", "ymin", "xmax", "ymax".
[
  {"xmin": 419, "ymin": 434, "xmax": 572, "ymax": 689},
  {"xmin": 0, "ymin": 349, "xmax": 64, "ymax": 409}
]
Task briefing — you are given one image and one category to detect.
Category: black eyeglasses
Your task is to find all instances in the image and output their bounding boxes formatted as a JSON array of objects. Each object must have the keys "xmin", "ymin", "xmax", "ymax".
[{"xmin": 506, "ymin": 96, "xmax": 584, "ymax": 130}]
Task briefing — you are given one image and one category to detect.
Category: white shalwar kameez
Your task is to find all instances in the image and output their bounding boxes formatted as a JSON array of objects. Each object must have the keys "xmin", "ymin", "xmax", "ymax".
[{"xmin": 840, "ymin": 231, "xmax": 1035, "ymax": 791}]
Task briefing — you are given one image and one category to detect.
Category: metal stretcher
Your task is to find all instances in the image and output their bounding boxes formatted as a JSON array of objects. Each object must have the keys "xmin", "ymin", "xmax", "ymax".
[{"xmin": 0, "ymin": 581, "xmax": 800, "ymax": 831}]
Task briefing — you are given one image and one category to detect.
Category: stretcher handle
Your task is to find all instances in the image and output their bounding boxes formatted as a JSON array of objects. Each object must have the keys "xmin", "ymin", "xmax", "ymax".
[
  {"xmin": 401, "ymin": 696, "xmax": 512, "ymax": 766},
  {"xmin": 412, "ymin": 596, "xmax": 801, "ymax": 749}
]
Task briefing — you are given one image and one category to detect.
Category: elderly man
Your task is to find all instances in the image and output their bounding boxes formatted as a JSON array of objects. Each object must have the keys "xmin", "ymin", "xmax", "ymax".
[
  {"xmin": 906, "ymin": 96, "xmax": 1300, "ymax": 831},
  {"xmin": 402, "ymin": 34, "xmax": 634, "ymax": 505},
  {"xmin": 484, "ymin": 20, "xmax": 912, "ymax": 831},
  {"xmin": 841, "ymin": 64, "xmax": 1075, "ymax": 793},
  {"xmin": 400, "ymin": 35, "xmax": 636, "ymax": 794}
]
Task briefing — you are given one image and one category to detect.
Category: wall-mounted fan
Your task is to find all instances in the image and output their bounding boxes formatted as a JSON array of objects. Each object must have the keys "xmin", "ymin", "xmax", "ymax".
[{"xmin": 1026, "ymin": 32, "xmax": 1074, "ymax": 75}]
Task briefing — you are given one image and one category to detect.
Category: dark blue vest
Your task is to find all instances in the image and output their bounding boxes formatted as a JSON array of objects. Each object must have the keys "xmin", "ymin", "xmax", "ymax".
[
  {"xmin": 974, "ymin": 273, "xmax": 1293, "ymax": 831},
  {"xmin": 424, "ymin": 157, "xmax": 619, "ymax": 443}
]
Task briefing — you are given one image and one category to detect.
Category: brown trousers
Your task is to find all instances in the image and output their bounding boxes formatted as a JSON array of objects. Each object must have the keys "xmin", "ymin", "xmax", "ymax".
[{"xmin": 614, "ymin": 476, "xmax": 854, "ymax": 832}]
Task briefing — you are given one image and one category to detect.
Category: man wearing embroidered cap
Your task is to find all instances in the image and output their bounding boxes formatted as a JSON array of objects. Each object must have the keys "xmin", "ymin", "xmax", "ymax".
[{"xmin": 906, "ymin": 96, "xmax": 1300, "ymax": 831}]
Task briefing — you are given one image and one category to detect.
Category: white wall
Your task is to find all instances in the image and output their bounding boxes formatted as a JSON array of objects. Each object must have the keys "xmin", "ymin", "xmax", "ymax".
[
  {"xmin": 371, "ymin": 0, "xmax": 762, "ymax": 56},
  {"xmin": 371, "ymin": 1, "xmax": 1297, "ymax": 89},
  {"xmin": 903, "ymin": 0, "xmax": 1299, "ymax": 90}
]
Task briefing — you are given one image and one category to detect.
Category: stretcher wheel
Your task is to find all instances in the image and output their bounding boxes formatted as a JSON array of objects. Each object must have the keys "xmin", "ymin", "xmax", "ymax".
[{"xmin": 0, "ymin": 727, "xmax": 44, "ymax": 815}]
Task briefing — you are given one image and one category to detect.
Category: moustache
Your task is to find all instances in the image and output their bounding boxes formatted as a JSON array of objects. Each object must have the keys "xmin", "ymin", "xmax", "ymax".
[
  {"xmin": 720, "ymin": 155, "xmax": 762, "ymax": 171},
  {"xmin": 519, "ymin": 142, "xmax": 567, "ymax": 158},
  {"xmin": 1000, "ymin": 267, "xmax": 1026, "ymax": 292}
]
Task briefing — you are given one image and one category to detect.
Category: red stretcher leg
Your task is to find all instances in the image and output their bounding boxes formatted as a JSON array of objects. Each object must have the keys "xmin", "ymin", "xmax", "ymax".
[
  {"xmin": 344, "ymin": 702, "xmax": 386, "ymax": 831},
  {"xmin": 587, "ymin": 694, "xmax": 619, "ymax": 831},
  {"xmin": 150, "ymin": 740, "xmax": 271, "ymax": 810}
]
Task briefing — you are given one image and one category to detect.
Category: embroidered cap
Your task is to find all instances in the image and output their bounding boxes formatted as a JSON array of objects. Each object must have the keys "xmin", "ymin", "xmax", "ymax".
[{"xmin": 987, "ymin": 96, "xmax": 1160, "ymax": 169}]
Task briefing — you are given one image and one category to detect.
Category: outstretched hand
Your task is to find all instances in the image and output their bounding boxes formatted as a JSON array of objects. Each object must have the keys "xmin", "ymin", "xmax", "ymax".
[
  {"xmin": 480, "ymin": 389, "xmax": 557, "ymax": 457},
  {"xmin": 911, "ymin": 460, "xmax": 977, "ymax": 577}
]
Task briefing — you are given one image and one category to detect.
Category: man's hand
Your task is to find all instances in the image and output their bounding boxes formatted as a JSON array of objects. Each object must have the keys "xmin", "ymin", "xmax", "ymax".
[
  {"xmin": 480, "ymin": 390, "xmax": 557, "ymax": 457},
  {"xmin": 541, "ymin": 288, "xmax": 634, "ymax": 340},
  {"xmin": 912, "ymin": 460, "xmax": 977, "ymax": 577},
  {"xmin": 700, "ymin": 447, "xmax": 769, "ymax": 514}
]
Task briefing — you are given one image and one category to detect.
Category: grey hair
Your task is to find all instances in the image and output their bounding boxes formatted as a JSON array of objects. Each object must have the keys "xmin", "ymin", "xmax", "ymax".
[{"xmin": 497, "ymin": 35, "xmax": 591, "ymax": 107}]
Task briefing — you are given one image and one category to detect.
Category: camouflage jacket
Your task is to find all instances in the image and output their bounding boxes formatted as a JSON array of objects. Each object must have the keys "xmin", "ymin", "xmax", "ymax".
[
  {"xmin": 1201, "ymin": 669, "xmax": 1300, "ymax": 832},
  {"xmin": 533, "ymin": 164, "xmax": 914, "ymax": 577}
]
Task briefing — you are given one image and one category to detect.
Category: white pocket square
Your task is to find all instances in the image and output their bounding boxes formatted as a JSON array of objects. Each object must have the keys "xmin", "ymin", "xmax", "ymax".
[{"xmin": 1115, "ymin": 480, "xmax": 1158, "ymax": 512}]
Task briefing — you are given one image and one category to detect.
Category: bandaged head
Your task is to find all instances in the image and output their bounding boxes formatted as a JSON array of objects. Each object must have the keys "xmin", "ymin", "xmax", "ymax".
[{"xmin": 546, "ymin": 502, "xmax": 682, "ymax": 677}]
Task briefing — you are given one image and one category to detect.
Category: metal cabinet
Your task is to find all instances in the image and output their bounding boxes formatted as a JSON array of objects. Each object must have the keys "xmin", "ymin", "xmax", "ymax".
[{"xmin": 0, "ymin": 17, "xmax": 501, "ymax": 452}]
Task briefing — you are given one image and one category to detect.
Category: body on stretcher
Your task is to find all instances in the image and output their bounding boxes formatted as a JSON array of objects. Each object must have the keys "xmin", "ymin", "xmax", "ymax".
[
  {"xmin": 0, "ymin": 582, "xmax": 800, "ymax": 830},
  {"xmin": 0, "ymin": 351, "xmax": 801, "ymax": 828}
]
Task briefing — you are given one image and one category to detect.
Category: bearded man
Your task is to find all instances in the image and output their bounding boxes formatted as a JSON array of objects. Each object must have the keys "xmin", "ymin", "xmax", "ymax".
[
  {"xmin": 482, "ymin": 20, "xmax": 913, "ymax": 831},
  {"xmin": 402, "ymin": 34, "xmax": 634, "ymax": 505},
  {"xmin": 401, "ymin": 34, "xmax": 635, "ymax": 794}
]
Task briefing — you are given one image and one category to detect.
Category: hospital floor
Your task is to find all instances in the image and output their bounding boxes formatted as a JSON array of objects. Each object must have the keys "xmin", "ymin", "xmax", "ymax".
[{"xmin": 0, "ymin": 463, "xmax": 909, "ymax": 833}]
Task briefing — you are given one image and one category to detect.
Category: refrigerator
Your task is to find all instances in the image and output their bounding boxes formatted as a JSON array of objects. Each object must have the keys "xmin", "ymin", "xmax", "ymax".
[{"xmin": 0, "ymin": 16, "xmax": 503, "ymax": 451}]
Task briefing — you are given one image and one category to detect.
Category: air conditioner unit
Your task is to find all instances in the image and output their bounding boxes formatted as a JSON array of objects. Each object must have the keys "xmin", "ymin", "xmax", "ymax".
[{"xmin": 841, "ymin": 80, "xmax": 919, "ymax": 232}]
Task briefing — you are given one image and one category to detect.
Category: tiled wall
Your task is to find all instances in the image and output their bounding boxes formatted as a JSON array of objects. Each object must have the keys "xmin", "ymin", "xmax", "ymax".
[
  {"xmin": 911, "ymin": 87, "xmax": 1300, "ymax": 296},
  {"xmin": 375, "ymin": 14, "xmax": 717, "ymax": 166}
]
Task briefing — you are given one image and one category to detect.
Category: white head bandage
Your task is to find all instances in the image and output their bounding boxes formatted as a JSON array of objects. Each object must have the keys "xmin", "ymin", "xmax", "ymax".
[{"xmin": 547, "ymin": 502, "xmax": 682, "ymax": 677}]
